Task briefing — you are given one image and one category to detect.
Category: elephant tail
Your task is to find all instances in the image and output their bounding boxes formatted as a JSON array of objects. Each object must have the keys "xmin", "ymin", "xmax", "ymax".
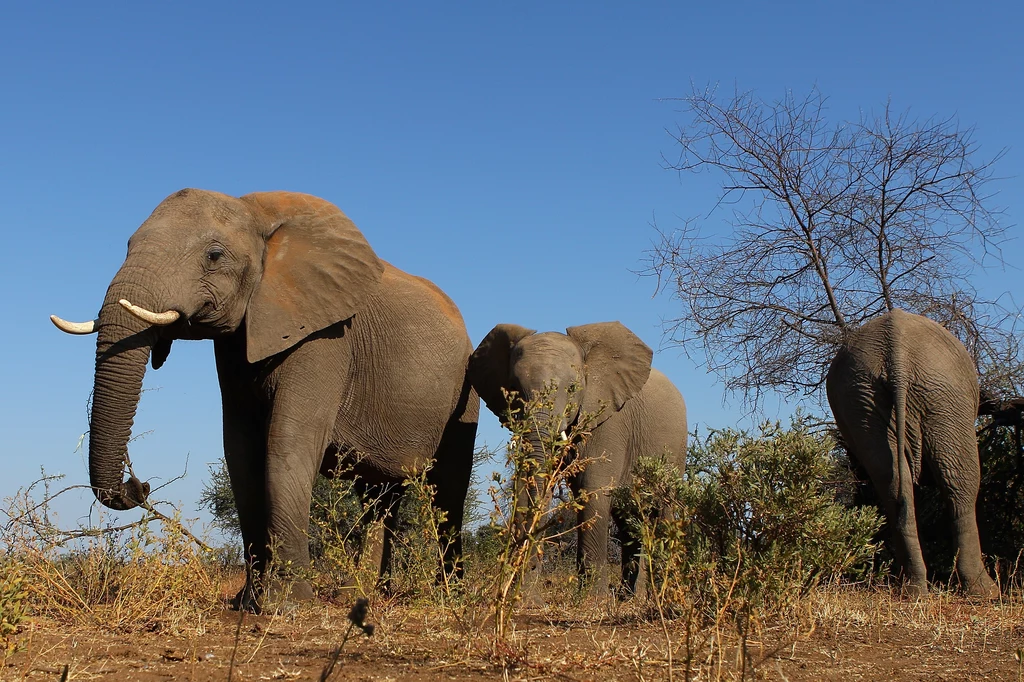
[{"xmin": 887, "ymin": 314, "xmax": 915, "ymax": 527}]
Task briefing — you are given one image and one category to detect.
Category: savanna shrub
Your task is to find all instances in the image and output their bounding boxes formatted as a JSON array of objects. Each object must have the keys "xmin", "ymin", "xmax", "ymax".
[
  {"xmin": 202, "ymin": 450, "xmax": 497, "ymax": 602},
  {"xmin": 201, "ymin": 460, "xmax": 370, "ymax": 559},
  {"xmin": 4, "ymin": 500, "xmax": 222, "ymax": 633},
  {"xmin": 486, "ymin": 382, "xmax": 597, "ymax": 637},
  {"xmin": 307, "ymin": 471, "xmax": 384, "ymax": 600},
  {"xmin": 202, "ymin": 458, "xmax": 379, "ymax": 595},
  {"xmin": 977, "ymin": 425, "xmax": 1024, "ymax": 585},
  {"xmin": 615, "ymin": 416, "xmax": 882, "ymax": 620},
  {"xmin": 0, "ymin": 558, "xmax": 27, "ymax": 656},
  {"xmin": 198, "ymin": 460, "xmax": 241, "ymax": 542}
]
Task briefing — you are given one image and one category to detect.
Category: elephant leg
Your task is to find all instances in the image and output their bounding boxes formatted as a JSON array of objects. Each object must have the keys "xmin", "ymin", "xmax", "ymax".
[
  {"xmin": 892, "ymin": 467, "xmax": 928, "ymax": 597},
  {"xmin": 258, "ymin": 341, "xmax": 352, "ymax": 606},
  {"xmin": 611, "ymin": 503, "xmax": 641, "ymax": 599},
  {"xmin": 576, "ymin": 486, "xmax": 612, "ymax": 590},
  {"xmin": 882, "ymin": 422, "xmax": 930, "ymax": 596},
  {"xmin": 926, "ymin": 438, "xmax": 998, "ymax": 597},
  {"xmin": 223, "ymin": 428, "xmax": 268, "ymax": 611},
  {"xmin": 355, "ymin": 481, "xmax": 403, "ymax": 591},
  {"xmin": 848, "ymin": 423, "xmax": 928, "ymax": 595},
  {"xmin": 572, "ymin": 435, "xmax": 625, "ymax": 592},
  {"xmin": 263, "ymin": 428, "xmax": 323, "ymax": 603},
  {"xmin": 216, "ymin": 340, "xmax": 269, "ymax": 611},
  {"xmin": 426, "ymin": 381, "xmax": 479, "ymax": 583},
  {"xmin": 950, "ymin": 503, "xmax": 997, "ymax": 597},
  {"xmin": 263, "ymin": 401, "xmax": 345, "ymax": 605}
]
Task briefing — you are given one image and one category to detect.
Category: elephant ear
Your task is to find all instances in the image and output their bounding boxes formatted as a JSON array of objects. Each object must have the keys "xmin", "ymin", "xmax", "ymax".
[
  {"xmin": 566, "ymin": 321, "xmax": 653, "ymax": 425},
  {"xmin": 241, "ymin": 191, "xmax": 385, "ymax": 363},
  {"xmin": 468, "ymin": 323, "xmax": 536, "ymax": 420}
]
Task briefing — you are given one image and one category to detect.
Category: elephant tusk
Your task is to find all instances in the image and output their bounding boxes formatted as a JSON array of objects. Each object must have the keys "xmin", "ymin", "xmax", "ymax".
[
  {"xmin": 50, "ymin": 314, "xmax": 98, "ymax": 335},
  {"xmin": 560, "ymin": 431, "xmax": 568, "ymax": 441},
  {"xmin": 118, "ymin": 299, "xmax": 181, "ymax": 326}
]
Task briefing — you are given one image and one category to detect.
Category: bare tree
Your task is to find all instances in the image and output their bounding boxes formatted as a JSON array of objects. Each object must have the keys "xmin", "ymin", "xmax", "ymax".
[{"xmin": 647, "ymin": 84, "xmax": 1019, "ymax": 407}]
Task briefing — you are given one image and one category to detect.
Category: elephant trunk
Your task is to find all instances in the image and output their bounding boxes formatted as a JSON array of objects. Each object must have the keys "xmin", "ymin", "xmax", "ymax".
[
  {"xmin": 88, "ymin": 275, "xmax": 161, "ymax": 511},
  {"xmin": 518, "ymin": 430, "xmax": 551, "ymax": 514}
]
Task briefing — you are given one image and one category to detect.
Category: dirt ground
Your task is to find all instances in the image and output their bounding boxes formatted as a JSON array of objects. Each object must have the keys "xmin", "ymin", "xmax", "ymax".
[{"xmin": 5, "ymin": 586, "xmax": 1023, "ymax": 682}]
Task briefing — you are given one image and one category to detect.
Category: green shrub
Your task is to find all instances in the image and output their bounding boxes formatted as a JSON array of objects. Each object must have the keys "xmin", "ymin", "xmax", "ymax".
[
  {"xmin": 307, "ymin": 470, "xmax": 383, "ymax": 600},
  {"xmin": 200, "ymin": 459, "xmax": 371, "ymax": 557},
  {"xmin": 386, "ymin": 466, "xmax": 459, "ymax": 601},
  {"xmin": 0, "ymin": 559, "xmax": 27, "ymax": 657},
  {"xmin": 198, "ymin": 460, "xmax": 241, "ymax": 542},
  {"xmin": 202, "ymin": 448, "xmax": 500, "ymax": 603},
  {"xmin": 615, "ymin": 416, "xmax": 882, "ymax": 622},
  {"xmin": 976, "ymin": 425, "xmax": 1024, "ymax": 586}
]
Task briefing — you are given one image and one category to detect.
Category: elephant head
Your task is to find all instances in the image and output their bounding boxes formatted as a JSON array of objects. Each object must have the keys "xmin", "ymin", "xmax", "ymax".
[
  {"xmin": 468, "ymin": 321, "xmax": 653, "ymax": 446},
  {"xmin": 51, "ymin": 189, "xmax": 384, "ymax": 511}
]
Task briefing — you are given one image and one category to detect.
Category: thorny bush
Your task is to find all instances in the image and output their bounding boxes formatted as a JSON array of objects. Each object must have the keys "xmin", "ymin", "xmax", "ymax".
[
  {"xmin": 615, "ymin": 416, "xmax": 882, "ymax": 625},
  {"xmin": 1, "ymin": 473, "xmax": 224, "ymax": 634},
  {"xmin": 486, "ymin": 381, "xmax": 598, "ymax": 640}
]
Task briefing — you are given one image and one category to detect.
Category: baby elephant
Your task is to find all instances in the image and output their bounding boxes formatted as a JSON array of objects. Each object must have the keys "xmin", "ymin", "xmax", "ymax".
[{"xmin": 469, "ymin": 321, "xmax": 687, "ymax": 593}]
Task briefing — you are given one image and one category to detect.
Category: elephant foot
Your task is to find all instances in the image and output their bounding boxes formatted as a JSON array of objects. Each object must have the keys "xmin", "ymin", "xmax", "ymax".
[
  {"xmin": 902, "ymin": 578, "xmax": 928, "ymax": 600},
  {"xmin": 231, "ymin": 579, "xmax": 315, "ymax": 614},
  {"xmin": 264, "ymin": 578, "xmax": 315, "ymax": 613},
  {"xmin": 965, "ymin": 575, "xmax": 999, "ymax": 599},
  {"xmin": 231, "ymin": 583, "xmax": 261, "ymax": 613}
]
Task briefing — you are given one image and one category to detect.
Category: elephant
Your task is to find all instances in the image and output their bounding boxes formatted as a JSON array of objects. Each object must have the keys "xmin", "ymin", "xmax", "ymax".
[
  {"xmin": 467, "ymin": 321, "xmax": 687, "ymax": 594},
  {"xmin": 826, "ymin": 308, "xmax": 997, "ymax": 597},
  {"xmin": 51, "ymin": 188, "xmax": 479, "ymax": 610}
]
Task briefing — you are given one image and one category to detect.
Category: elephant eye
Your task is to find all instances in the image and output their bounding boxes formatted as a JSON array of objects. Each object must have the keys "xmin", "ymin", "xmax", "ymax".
[{"xmin": 206, "ymin": 247, "xmax": 225, "ymax": 265}]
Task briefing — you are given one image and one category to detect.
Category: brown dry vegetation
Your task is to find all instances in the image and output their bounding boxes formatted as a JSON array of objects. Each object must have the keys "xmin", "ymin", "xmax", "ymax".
[
  {"xmin": 4, "ymin": 574, "xmax": 1023, "ymax": 681},
  {"xmin": 3, "ymin": 401, "xmax": 1023, "ymax": 680}
]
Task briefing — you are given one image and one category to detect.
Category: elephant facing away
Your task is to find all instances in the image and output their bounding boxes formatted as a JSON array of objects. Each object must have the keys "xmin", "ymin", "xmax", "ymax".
[
  {"xmin": 468, "ymin": 321, "xmax": 688, "ymax": 593},
  {"xmin": 51, "ymin": 189, "xmax": 479, "ymax": 610},
  {"xmin": 826, "ymin": 309, "xmax": 997, "ymax": 597}
]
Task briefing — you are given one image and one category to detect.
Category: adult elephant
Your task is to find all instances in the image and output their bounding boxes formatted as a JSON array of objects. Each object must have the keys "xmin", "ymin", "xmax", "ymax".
[
  {"xmin": 51, "ymin": 189, "xmax": 479, "ymax": 610},
  {"xmin": 826, "ymin": 309, "xmax": 997, "ymax": 597},
  {"xmin": 468, "ymin": 321, "xmax": 687, "ymax": 594}
]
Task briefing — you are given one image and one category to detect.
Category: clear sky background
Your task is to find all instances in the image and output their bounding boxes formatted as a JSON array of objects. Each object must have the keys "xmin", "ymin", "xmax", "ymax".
[{"xmin": 1, "ymin": 2, "xmax": 1020, "ymax": 534}]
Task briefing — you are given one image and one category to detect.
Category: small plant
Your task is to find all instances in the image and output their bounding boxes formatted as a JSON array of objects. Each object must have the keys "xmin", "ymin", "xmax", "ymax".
[
  {"xmin": 307, "ymin": 466, "xmax": 384, "ymax": 601},
  {"xmin": 487, "ymin": 382, "xmax": 597, "ymax": 640},
  {"xmin": 0, "ymin": 558, "xmax": 28, "ymax": 658},
  {"xmin": 387, "ymin": 465, "xmax": 461, "ymax": 603},
  {"xmin": 199, "ymin": 460, "xmax": 242, "ymax": 542},
  {"xmin": 615, "ymin": 416, "xmax": 882, "ymax": 678},
  {"xmin": 203, "ymin": 455, "xmax": 459, "ymax": 602},
  {"xmin": 2, "ymin": 472, "xmax": 224, "ymax": 634},
  {"xmin": 319, "ymin": 597, "xmax": 375, "ymax": 681}
]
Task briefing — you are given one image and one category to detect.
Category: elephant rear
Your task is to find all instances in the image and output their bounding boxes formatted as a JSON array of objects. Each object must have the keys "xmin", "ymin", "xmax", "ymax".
[{"xmin": 825, "ymin": 309, "xmax": 995, "ymax": 597}]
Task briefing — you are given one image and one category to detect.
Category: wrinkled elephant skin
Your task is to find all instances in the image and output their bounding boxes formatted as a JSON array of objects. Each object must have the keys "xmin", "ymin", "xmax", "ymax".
[
  {"xmin": 54, "ymin": 189, "xmax": 479, "ymax": 611},
  {"xmin": 468, "ymin": 321, "xmax": 687, "ymax": 595},
  {"xmin": 826, "ymin": 309, "xmax": 997, "ymax": 598}
]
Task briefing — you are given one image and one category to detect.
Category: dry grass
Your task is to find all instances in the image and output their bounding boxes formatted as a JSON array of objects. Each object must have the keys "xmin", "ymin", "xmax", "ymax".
[
  {"xmin": 3, "ymin": 538, "xmax": 1023, "ymax": 680},
  {"xmin": 3, "ymin": 420, "xmax": 1022, "ymax": 679},
  {"xmin": 1, "ymin": 474, "xmax": 228, "ymax": 640}
]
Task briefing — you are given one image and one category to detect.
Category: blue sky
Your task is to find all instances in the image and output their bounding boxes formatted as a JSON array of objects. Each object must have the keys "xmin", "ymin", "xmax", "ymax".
[{"xmin": 1, "ymin": 2, "xmax": 1021, "ymax": 533}]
